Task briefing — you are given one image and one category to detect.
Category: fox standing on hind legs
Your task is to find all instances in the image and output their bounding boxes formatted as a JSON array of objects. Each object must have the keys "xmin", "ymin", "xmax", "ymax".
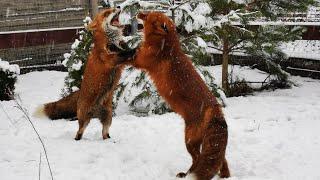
[
  {"xmin": 74, "ymin": 8, "xmax": 133, "ymax": 141},
  {"xmin": 38, "ymin": 8, "xmax": 133, "ymax": 140},
  {"xmin": 132, "ymin": 12, "xmax": 230, "ymax": 179}
]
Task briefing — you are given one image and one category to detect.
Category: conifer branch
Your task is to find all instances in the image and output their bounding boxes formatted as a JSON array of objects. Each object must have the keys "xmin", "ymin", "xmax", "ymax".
[{"xmin": 208, "ymin": 45, "xmax": 223, "ymax": 52}]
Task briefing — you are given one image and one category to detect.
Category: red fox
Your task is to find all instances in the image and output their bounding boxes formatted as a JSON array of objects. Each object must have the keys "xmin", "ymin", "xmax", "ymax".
[
  {"xmin": 74, "ymin": 8, "xmax": 136, "ymax": 140},
  {"xmin": 131, "ymin": 12, "xmax": 230, "ymax": 179},
  {"xmin": 37, "ymin": 8, "xmax": 134, "ymax": 140}
]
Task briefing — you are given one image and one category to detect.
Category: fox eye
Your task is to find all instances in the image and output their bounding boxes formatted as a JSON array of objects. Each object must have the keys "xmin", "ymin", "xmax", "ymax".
[{"xmin": 161, "ymin": 24, "xmax": 169, "ymax": 33}]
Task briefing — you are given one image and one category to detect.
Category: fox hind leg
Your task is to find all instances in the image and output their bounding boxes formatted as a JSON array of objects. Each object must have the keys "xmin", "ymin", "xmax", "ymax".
[
  {"xmin": 75, "ymin": 117, "xmax": 90, "ymax": 140},
  {"xmin": 177, "ymin": 126, "xmax": 202, "ymax": 178},
  {"xmin": 219, "ymin": 157, "xmax": 230, "ymax": 178},
  {"xmin": 75, "ymin": 104, "xmax": 93, "ymax": 141},
  {"xmin": 95, "ymin": 104, "xmax": 112, "ymax": 140}
]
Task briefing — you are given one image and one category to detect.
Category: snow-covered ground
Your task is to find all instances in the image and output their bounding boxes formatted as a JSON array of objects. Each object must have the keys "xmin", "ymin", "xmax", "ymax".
[{"xmin": 1, "ymin": 66, "xmax": 320, "ymax": 180}]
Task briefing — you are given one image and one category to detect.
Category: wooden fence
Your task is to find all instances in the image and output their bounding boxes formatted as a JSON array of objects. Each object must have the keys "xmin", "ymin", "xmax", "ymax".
[{"xmin": 0, "ymin": 0, "xmax": 95, "ymax": 73}]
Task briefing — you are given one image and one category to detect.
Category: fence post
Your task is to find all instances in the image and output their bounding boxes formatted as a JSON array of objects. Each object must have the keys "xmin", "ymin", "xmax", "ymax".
[{"xmin": 90, "ymin": 0, "xmax": 99, "ymax": 18}]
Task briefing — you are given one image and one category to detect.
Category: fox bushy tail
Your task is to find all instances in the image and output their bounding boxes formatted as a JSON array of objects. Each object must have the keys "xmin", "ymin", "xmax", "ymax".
[{"xmin": 42, "ymin": 91, "xmax": 79, "ymax": 120}]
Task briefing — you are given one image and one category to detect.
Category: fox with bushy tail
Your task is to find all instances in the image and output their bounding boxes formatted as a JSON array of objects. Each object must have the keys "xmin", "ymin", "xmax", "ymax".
[
  {"xmin": 35, "ymin": 8, "xmax": 133, "ymax": 141},
  {"xmin": 132, "ymin": 12, "xmax": 230, "ymax": 179}
]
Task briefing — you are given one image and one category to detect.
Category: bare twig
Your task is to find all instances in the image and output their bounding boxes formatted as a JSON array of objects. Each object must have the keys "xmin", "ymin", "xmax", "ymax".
[
  {"xmin": 229, "ymin": 81, "xmax": 267, "ymax": 85},
  {"xmin": 228, "ymin": 39, "xmax": 245, "ymax": 52},
  {"xmin": 14, "ymin": 96, "xmax": 54, "ymax": 180},
  {"xmin": 39, "ymin": 153, "xmax": 42, "ymax": 180},
  {"xmin": 262, "ymin": 74, "xmax": 271, "ymax": 84},
  {"xmin": 207, "ymin": 45, "xmax": 223, "ymax": 52}
]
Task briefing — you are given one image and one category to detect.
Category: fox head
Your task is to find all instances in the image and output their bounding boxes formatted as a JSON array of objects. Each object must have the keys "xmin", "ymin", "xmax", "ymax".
[
  {"xmin": 87, "ymin": 8, "xmax": 123, "ymax": 50},
  {"xmin": 137, "ymin": 12, "xmax": 179, "ymax": 47}
]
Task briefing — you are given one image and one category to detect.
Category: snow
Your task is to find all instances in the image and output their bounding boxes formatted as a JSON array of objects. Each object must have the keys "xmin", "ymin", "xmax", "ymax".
[
  {"xmin": 62, "ymin": 53, "xmax": 71, "ymax": 67},
  {"xmin": 196, "ymin": 37, "xmax": 207, "ymax": 48},
  {"xmin": 179, "ymin": 3, "xmax": 208, "ymax": 33},
  {"xmin": 119, "ymin": 0, "xmax": 158, "ymax": 11},
  {"xmin": 281, "ymin": 40, "xmax": 320, "ymax": 61},
  {"xmin": 82, "ymin": 16, "xmax": 92, "ymax": 29},
  {"xmin": 1, "ymin": 67, "xmax": 320, "ymax": 180},
  {"xmin": 71, "ymin": 39, "xmax": 81, "ymax": 50},
  {"xmin": 0, "ymin": 59, "xmax": 20, "ymax": 75},
  {"xmin": 71, "ymin": 61, "xmax": 83, "ymax": 71}
]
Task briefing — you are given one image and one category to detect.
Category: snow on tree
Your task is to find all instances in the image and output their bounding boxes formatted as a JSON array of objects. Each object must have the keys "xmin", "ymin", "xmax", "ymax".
[
  {"xmin": 62, "ymin": 0, "xmax": 227, "ymax": 115},
  {"xmin": 114, "ymin": 0, "xmax": 227, "ymax": 115},
  {"xmin": 0, "ymin": 59, "xmax": 20, "ymax": 101},
  {"xmin": 61, "ymin": 16, "xmax": 93, "ymax": 96}
]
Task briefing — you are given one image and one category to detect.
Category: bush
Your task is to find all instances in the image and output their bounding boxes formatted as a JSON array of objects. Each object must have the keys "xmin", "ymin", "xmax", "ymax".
[
  {"xmin": 227, "ymin": 79, "xmax": 254, "ymax": 97},
  {"xmin": 0, "ymin": 59, "xmax": 20, "ymax": 101}
]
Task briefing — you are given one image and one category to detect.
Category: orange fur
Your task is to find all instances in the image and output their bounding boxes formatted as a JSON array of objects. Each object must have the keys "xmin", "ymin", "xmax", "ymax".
[
  {"xmin": 43, "ymin": 91, "xmax": 79, "ymax": 120},
  {"xmin": 41, "ymin": 9, "xmax": 135, "ymax": 140},
  {"xmin": 133, "ymin": 12, "xmax": 230, "ymax": 179},
  {"xmin": 74, "ymin": 9, "xmax": 130, "ymax": 140}
]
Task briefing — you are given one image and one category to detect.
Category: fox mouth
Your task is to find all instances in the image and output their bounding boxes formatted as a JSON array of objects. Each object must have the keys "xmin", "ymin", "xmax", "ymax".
[
  {"xmin": 109, "ymin": 9, "xmax": 122, "ymax": 29},
  {"xmin": 106, "ymin": 8, "xmax": 143, "ymax": 52}
]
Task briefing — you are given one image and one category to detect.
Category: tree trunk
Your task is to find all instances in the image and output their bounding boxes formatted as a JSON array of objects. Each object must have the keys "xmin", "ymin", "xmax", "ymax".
[{"xmin": 222, "ymin": 38, "xmax": 229, "ymax": 91}]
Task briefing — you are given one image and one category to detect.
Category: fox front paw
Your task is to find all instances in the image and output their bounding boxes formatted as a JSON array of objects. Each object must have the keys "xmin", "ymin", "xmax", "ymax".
[{"xmin": 103, "ymin": 133, "xmax": 111, "ymax": 140}]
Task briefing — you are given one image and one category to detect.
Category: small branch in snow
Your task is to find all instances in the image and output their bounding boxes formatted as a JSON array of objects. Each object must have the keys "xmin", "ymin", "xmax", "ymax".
[
  {"xmin": 262, "ymin": 74, "xmax": 271, "ymax": 84},
  {"xmin": 39, "ymin": 153, "xmax": 42, "ymax": 180},
  {"xmin": 14, "ymin": 96, "xmax": 54, "ymax": 180},
  {"xmin": 229, "ymin": 81, "xmax": 267, "ymax": 85}
]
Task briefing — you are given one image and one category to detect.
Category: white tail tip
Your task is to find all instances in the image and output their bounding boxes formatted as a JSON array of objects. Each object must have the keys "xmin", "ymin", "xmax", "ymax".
[{"xmin": 33, "ymin": 105, "xmax": 46, "ymax": 119}]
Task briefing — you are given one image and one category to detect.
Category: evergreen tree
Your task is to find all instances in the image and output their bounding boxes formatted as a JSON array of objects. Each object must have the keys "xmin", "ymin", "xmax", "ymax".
[
  {"xmin": 115, "ymin": 0, "xmax": 227, "ymax": 115},
  {"xmin": 203, "ymin": 0, "xmax": 317, "ymax": 94},
  {"xmin": 61, "ymin": 17, "xmax": 93, "ymax": 96}
]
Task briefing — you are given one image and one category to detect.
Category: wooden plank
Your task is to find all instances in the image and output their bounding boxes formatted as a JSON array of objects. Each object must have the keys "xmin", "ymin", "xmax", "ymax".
[
  {"xmin": 0, "ymin": 0, "xmax": 89, "ymax": 16},
  {"xmin": 0, "ymin": 10, "xmax": 88, "ymax": 31},
  {"xmin": 0, "ymin": 28, "xmax": 81, "ymax": 49}
]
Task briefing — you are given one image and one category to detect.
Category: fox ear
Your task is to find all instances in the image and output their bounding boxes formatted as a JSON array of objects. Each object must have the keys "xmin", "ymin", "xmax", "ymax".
[
  {"xmin": 87, "ymin": 20, "xmax": 97, "ymax": 31},
  {"xmin": 137, "ymin": 12, "xmax": 148, "ymax": 21}
]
